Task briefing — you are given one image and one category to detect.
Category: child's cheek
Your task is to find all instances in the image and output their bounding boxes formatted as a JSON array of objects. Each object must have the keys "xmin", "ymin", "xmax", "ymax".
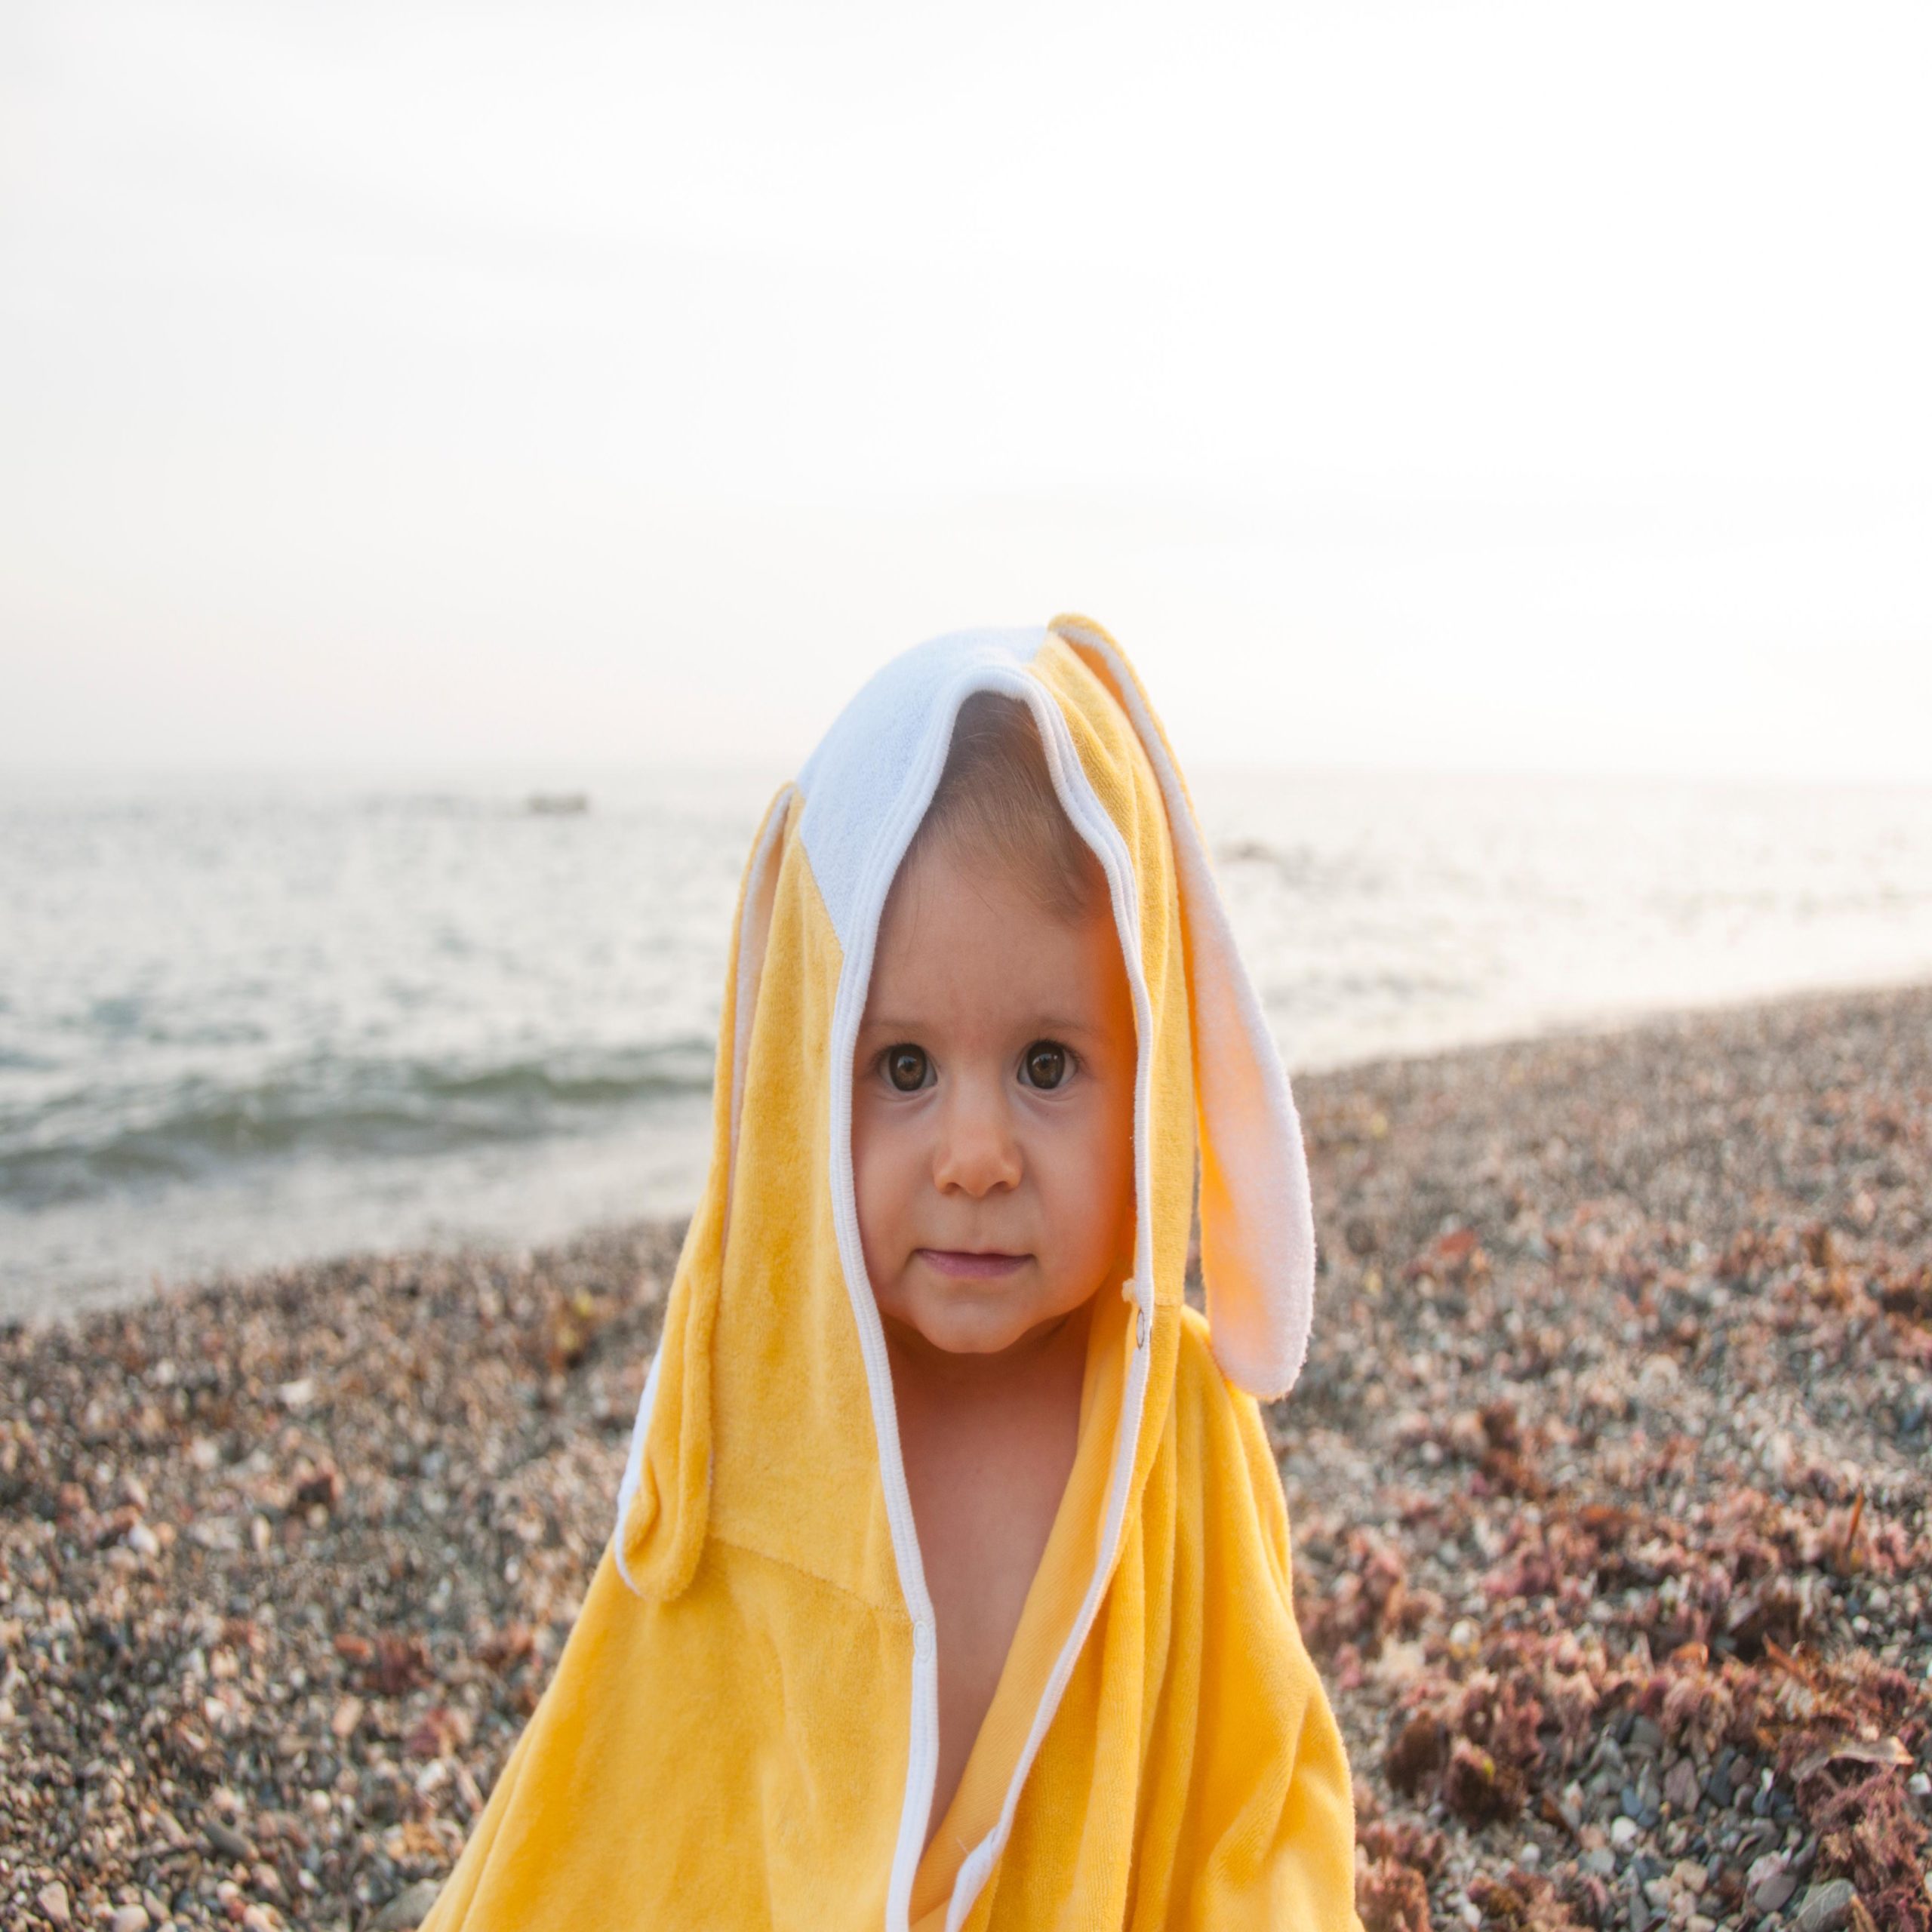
[{"xmin": 851, "ymin": 1101, "xmax": 911, "ymax": 1290}]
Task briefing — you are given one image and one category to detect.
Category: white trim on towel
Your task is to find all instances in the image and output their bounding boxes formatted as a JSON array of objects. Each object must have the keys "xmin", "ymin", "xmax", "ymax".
[
  {"xmin": 611, "ymin": 1340, "xmax": 666, "ymax": 1596},
  {"xmin": 812, "ymin": 639, "xmax": 1161, "ymax": 1932}
]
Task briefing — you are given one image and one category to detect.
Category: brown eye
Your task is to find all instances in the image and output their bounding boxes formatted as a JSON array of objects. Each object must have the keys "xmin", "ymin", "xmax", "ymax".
[
  {"xmin": 1022, "ymin": 1041, "xmax": 1069, "ymax": 1090},
  {"xmin": 884, "ymin": 1045, "xmax": 930, "ymax": 1092}
]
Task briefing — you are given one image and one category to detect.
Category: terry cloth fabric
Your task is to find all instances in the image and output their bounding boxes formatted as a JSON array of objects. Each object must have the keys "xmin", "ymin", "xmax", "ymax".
[{"xmin": 419, "ymin": 617, "xmax": 1361, "ymax": 1932}]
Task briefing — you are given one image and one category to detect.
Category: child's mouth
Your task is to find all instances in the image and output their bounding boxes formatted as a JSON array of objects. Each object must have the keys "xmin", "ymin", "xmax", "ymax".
[{"xmin": 916, "ymin": 1248, "xmax": 1029, "ymax": 1279}]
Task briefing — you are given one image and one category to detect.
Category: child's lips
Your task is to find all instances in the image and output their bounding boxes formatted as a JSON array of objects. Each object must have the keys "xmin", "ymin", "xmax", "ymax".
[{"xmin": 916, "ymin": 1247, "xmax": 1029, "ymax": 1280}]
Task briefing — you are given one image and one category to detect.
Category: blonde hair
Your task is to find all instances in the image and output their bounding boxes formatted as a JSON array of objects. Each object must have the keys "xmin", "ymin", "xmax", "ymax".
[{"xmin": 906, "ymin": 691, "xmax": 1105, "ymax": 921}]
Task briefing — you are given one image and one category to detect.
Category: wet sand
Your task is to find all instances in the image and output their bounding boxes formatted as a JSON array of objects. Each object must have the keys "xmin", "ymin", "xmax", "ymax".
[{"xmin": 4, "ymin": 982, "xmax": 1928, "ymax": 1930}]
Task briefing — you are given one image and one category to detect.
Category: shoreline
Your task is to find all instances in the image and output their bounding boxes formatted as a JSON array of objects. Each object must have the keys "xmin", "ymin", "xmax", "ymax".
[
  {"xmin": 11, "ymin": 968, "xmax": 1932, "ymax": 1331},
  {"xmin": 4, "ymin": 978, "xmax": 1930, "ymax": 1928}
]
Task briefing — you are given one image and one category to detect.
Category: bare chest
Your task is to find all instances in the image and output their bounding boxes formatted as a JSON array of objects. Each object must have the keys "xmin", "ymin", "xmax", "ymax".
[{"xmin": 894, "ymin": 1365, "xmax": 1084, "ymax": 1850}]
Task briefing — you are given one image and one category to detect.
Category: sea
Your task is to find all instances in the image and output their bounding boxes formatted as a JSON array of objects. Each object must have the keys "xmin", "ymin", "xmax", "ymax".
[{"xmin": 5, "ymin": 764, "xmax": 1932, "ymax": 1321}]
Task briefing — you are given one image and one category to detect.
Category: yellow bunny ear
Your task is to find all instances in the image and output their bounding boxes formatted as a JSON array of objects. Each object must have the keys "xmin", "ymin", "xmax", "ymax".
[
  {"xmin": 615, "ymin": 783, "xmax": 795, "ymax": 1599},
  {"xmin": 1051, "ymin": 618, "xmax": 1317, "ymax": 1401}
]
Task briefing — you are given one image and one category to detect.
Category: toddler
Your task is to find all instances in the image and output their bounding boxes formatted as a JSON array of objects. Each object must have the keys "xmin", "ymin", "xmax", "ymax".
[{"xmin": 422, "ymin": 619, "xmax": 1360, "ymax": 1930}]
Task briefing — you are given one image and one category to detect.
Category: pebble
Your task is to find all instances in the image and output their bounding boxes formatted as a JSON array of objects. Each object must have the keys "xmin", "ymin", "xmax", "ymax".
[
  {"xmin": 1611, "ymin": 1814, "xmax": 1640, "ymax": 1850},
  {"xmin": 1669, "ymin": 1858, "xmax": 1706, "ymax": 1897},
  {"xmin": 1794, "ymin": 1878, "xmax": 1857, "ymax": 1932},
  {"xmin": 372, "ymin": 1879, "xmax": 447, "ymax": 1929},
  {"xmin": 36, "ymin": 1882, "xmax": 70, "ymax": 1927},
  {"xmin": 205, "ymin": 1818, "xmax": 254, "ymax": 1863}
]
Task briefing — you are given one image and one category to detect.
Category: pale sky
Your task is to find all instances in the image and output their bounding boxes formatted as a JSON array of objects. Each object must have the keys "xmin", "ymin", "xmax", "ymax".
[{"xmin": 2, "ymin": 1, "xmax": 1928, "ymax": 781}]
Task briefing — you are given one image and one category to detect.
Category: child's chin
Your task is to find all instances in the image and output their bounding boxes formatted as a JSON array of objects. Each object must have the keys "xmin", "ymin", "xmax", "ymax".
[
  {"xmin": 894, "ymin": 1291, "xmax": 1061, "ymax": 1358},
  {"xmin": 868, "ymin": 1283, "xmax": 999, "ymax": 1355},
  {"xmin": 920, "ymin": 1318, "xmax": 1027, "ymax": 1356}
]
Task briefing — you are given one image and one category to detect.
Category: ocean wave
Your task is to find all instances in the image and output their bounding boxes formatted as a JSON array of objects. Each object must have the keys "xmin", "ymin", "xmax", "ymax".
[{"xmin": 0, "ymin": 1041, "xmax": 716, "ymax": 1211}]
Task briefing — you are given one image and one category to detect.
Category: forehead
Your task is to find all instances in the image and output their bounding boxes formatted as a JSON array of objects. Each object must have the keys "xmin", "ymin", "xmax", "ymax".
[{"xmin": 866, "ymin": 840, "xmax": 1127, "ymax": 1023}]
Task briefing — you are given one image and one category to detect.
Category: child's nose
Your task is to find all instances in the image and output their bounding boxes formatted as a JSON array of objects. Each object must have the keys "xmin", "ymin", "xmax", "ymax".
[{"xmin": 931, "ymin": 1080, "xmax": 1022, "ymax": 1197}]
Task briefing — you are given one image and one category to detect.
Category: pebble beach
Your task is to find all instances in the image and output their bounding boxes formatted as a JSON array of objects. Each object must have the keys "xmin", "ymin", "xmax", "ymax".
[{"xmin": 3, "ymin": 980, "xmax": 1928, "ymax": 1930}]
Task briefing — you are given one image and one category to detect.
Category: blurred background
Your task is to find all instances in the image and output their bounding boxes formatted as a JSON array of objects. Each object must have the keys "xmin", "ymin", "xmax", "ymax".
[{"xmin": 4, "ymin": 1, "xmax": 1930, "ymax": 1315}]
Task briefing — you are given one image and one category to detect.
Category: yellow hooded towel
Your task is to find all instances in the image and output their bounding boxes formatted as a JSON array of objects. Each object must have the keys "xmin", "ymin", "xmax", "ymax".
[{"xmin": 420, "ymin": 618, "xmax": 1360, "ymax": 1930}]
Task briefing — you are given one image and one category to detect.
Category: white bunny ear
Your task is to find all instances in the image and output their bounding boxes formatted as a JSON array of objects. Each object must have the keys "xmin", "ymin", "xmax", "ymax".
[
  {"xmin": 1170, "ymin": 819, "xmax": 1317, "ymax": 1400},
  {"xmin": 1053, "ymin": 621, "xmax": 1316, "ymax": 1400}
]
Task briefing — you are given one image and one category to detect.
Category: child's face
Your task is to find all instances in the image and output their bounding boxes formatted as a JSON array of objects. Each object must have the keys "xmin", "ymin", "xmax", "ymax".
[{"xmin": 853, "ymin": 835, "xmax": 1137, "ymax": 1359}]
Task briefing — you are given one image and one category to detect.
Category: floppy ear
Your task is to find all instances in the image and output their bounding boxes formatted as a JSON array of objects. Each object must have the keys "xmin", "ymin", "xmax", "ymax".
[
  {"xmin": 1052, "ymin": 620, "xmax": 1316, "ymax": 1401},
  {"xmin": 616, "ymin": 783, "xmax": 795, "ymax": 1597}
]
